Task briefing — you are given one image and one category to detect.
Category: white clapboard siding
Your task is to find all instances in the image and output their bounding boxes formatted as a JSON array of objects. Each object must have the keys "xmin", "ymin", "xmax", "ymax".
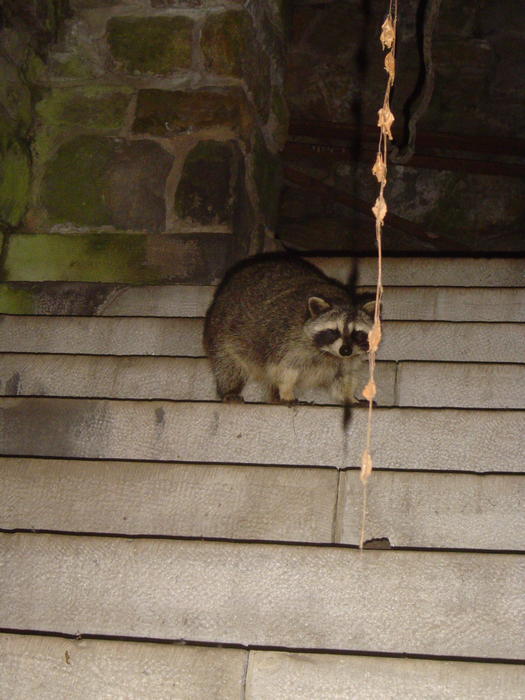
[
  {"xmin": 2, "ymin": 458, "xmax": 522, "ymax": 551},
  {"xmin": 98, "ymin": 285, "xmax": 525, "ymax": 322},
  {"xmin": 368, "ymin": 286, "xmax": 525, "ymax": 322},
  {"xmin": 245, "ymin": 650, "xmax": 525, "ymax": 700},
  {"xmin": 377, "ymin": 321, "xmax": 523, "ymax": 363},
  {"xmin": 97, "ymin": 284, "xmax": 216, "ymax": 317},
  {"xmin": 1, "ymin": 399, "xmax": 523, "ymax": 472},
  {"xmin": 4, "ymin": 283, "xmax": 523, "ymax": 322},
  {"xmin": 397, "ymin": 361, "xmax": 525, "ymax": 409},
  {"xmin": 0, "ymin": 457, "xmax": 337, "ymax": 543},
  {"xmin": 2, "ymin": 637, "xmax": 524, "ymax": 700},
  {"xmin": 4, "ymin": 638, "xmax": 524, "ymax": 700},
  {"xmin": 1, "ymin": 316, "xmax": 523, "ymax": 362},
  {"xmin": 312, "ymin": 256, "xmax": 525, "ymax": 287},
  {"xmin": 3, "ymin": 354, "xmax": 524, "ymax": 410},
  {"xmin": 1, "ymin": 534, "xmax": 523, "ymax": 659},
  {"xmin": 0, "ymin": 316, "xmax": 203, "ymax": 356},
  {"xmin": 0, "ymin": 354, "xmax": 397, "ymax": 406},
  {"xmin": 339, "ymin": 471, "xmax": 525, "ymax": 550},
  {"xmin": 0, "ymin": 634, "xmax": 246, "ymax": 700}
]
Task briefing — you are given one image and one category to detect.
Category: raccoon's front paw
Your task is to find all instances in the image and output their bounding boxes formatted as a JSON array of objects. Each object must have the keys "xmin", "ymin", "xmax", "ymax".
[
  {"xmin": 284, "ymin": 398, "xmax": 301, "ymax": 407},
  {"xmin": 268, "ymin": 396, "xmax": 297, "ymax": 406},
  {"xmin": 269, "ymin": 386, "xmax": 297, "ymax": 404},
  {"xmin": 222, "ymin": 393, "xmax": 245, "ymax": 403}
]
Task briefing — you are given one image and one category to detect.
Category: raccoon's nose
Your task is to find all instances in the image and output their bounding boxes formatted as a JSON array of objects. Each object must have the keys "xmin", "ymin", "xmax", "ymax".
[{"xmin": 339, "ymin": 344, "xmax": 352, "ymax": 356}]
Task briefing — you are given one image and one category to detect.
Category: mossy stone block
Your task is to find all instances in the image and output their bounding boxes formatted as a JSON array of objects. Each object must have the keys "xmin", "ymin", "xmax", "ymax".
[
  {"xmin": 4, "ymin": 233, "xmax": 154, "ymax": 283},
  {"xmin": 107, "ymin": 139, "xmax": 173, "ymax": 232},
  {"xmin": 41, "ymin": 135, "xmax": 114, "ymax": 227},
  {"xmin": 175, "ymin": 140, "xmax": 240, "ymax": 227},
  {"xmin": 34, "ymin": 87, "xmax": 133, "ymax": 165},
  {"xmin": 37, "ymin": 87, "xmax": 133, "ymax": 132},
  {"xmin": 201, "ymin": 10, "xmax": 251, "ymax": 78},
  {"xmin": 51, "ymin": 54, "xmax": 97, "ymax": 81},
  {"xmin": 0, "ymin": 285, "xmax": 35, "ymax": 314},
  {"xmin": 3, "ymin": 233, "xmax": 233, "ymax": 284},
  {"xmin": 201, "ymin": 10, "xmax": 271, "ymax": 121},
  {"xmin": 107, "ymin": 16, "xmax": 194, "ymax": 75},
  {"xmin": 133, "ymin": 87, "xmax": 254, "ymax": 141},
  {"xmin": 25, "ymin": 49, "xmax": 47, "ymax": 85},
  {"xmin": 0, "ymin": 141, "xmax": 32, "ymax": 227},
  {"xmin": 40, "ymin": 136, "xmax": 173, "ymax": 231}
]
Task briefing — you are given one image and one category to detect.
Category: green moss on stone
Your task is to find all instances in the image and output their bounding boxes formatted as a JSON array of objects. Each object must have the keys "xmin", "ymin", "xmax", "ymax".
[
  {"xmin": 41, "ymin": 135, "xmax": 115, "ymax": 226},
  {"xmin": 25, "ymin": 50, "xmax": 47, "ymax": 85},
  {"xmin": 37, "ymin": 136, "xmax": 173, "ymax": 232},
  {"xmin": 201, "ymin": 10, "xmax": 271, "ymax": 122},
  {"xmin": 3, "ymin": 233, "xmax": 163, "ymax": 283},
  {"xmin": 2, "ymin": 232, "xmax": 229, "ymax": 284},
  {"xmin": 201, "ymin": 10, "xmax": 252, "ymax": 78},
  {"xmin": 34, "ymin": 86, "xmax": 133, "ymax": 166},
  {"xmin": 0, "ymin": 141, "xmax": 32, "ymax": 227},
  {"xmin": 52, "ymin": 54, "xmax": 97, "ymax": 80},
  {"xmin": 107, "ymin": 16, "xmax": 194, "ymax": 75},
  {"xmin": 0, "ymin": 285, "xmax": 35, "ymax": 313},
  {"xmin": 37, "ymin": 87, "xmax": 132, "ymax": 132}
]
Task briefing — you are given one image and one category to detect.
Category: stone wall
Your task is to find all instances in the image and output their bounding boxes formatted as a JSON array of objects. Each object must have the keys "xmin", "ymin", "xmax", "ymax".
[
  {"xmin": 0, "ymin": 1, "xmax": 70, "ymax": 231},
  {"xmin": 4, "ymin": 0, "xmax": 287, "ymax": 269},
  {"xmin": 282, "ymin": 0, "xmax": 525, "ymax": 253},
  {"xmin": 287, "ymin": 0, "xmax": 524, "ymax": 138}
]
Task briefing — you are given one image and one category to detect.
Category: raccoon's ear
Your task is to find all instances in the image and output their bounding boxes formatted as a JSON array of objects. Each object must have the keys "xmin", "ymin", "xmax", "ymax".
[
  {"xmin": 308, "ymin": 296, "xmax": 332, "ymax": 318},
  {"xmin": 361, "ymin": 299, "xmax": 378, "ymax": 317}
]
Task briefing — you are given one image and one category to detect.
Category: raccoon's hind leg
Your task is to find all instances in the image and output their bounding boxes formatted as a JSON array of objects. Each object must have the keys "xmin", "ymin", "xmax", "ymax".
[{"xmin": 209, "ymin": 351, "xmax": 247, "ymax": 402}]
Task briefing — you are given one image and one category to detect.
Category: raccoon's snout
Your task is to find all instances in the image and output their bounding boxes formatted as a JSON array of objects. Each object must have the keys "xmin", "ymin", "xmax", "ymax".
[{"xmin": 339, "ymin": 344, "xmax": 352, "ymax": 356}]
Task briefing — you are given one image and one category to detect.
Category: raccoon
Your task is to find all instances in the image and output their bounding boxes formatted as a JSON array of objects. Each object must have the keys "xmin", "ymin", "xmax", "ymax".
[{"xmin": 203, "ymin": 254, "xmax": 376, "ymax": 405}]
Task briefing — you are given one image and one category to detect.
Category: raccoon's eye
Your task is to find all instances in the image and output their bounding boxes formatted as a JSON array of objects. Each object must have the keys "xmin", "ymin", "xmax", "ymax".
[
  {"xmin": 314, "ymin": 328, "xmax": 340, "ymax": 347},
  {"xmin": 352, "ymin": 330, "xmax": 369, "ymax": 349}
]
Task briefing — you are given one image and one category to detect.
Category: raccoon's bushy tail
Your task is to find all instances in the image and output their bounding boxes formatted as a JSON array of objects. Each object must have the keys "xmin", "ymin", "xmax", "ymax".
[{"xmin": 343, "ymin": 402, "xmax": 353, "ymax": 430}]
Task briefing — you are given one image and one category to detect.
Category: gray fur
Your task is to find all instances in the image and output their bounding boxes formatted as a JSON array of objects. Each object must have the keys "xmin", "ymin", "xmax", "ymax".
[{"xmin": 203, "ymin": 254, "xmax": 375, "ymax": 403}]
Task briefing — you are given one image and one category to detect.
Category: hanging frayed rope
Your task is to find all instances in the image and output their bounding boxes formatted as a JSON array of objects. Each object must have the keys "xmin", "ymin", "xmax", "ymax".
[
  {"xmin": 391, "ymin": 0, "xmax": 442, "ymax": 164},
  {"xmin": 359, "ymin": 0, "xmax": 398, "ymax": 550}
]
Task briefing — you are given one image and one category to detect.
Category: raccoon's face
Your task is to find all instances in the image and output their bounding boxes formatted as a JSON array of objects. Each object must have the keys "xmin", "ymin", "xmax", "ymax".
[{"xmin": 304, "ymin": 296, "xmax": 375, "ymax": 359}]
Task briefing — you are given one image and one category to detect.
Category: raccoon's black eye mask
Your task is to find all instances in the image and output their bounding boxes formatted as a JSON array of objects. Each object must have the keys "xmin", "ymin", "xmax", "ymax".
[
  {"xmin": 314, "ymin": 328, "xmax": 341, "ymax": 347},
  {"xmin": 352, "ymin": 330, "xmax": 369, "ymax": 350}
]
